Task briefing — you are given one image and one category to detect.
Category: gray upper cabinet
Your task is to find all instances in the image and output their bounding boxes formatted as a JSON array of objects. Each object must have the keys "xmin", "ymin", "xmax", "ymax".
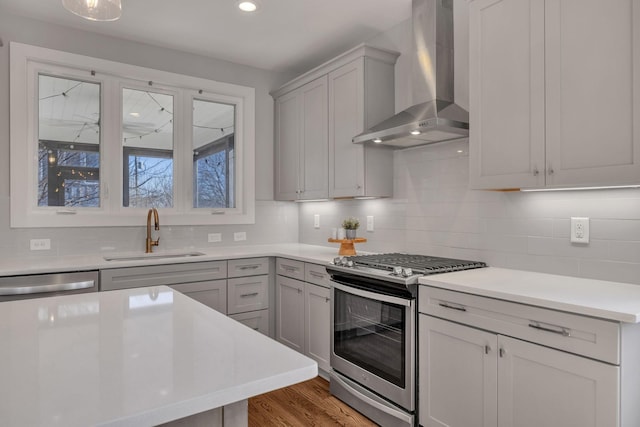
[
  {"xmin": 272, "ymin": 44, "xmax": 399, "ymax": 200},
  {"xmin": 469, "ymin": 0, "xmax": 640, "ymax": 190},
  {"xmin": 275, "ymin": 76, "xmax": 329, "ymax": 201}
]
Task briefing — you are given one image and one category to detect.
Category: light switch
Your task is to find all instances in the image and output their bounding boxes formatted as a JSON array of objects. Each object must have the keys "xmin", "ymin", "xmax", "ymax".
[
  {"xmin": 314, "ymin": 214, "xmax": 320, "ymax": 229},
  {"xmin": 366, "ymin": 216, "xmax": 374, "ymax": 232},
  {"xmin": 234, "ymin": 232, "xmax": 247, "ymax": 241}
]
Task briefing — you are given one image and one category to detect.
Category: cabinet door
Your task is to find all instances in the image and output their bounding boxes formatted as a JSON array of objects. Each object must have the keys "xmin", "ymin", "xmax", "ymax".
[
  {"xmin": 274, "ymin": 89, "xmax": 300, "ymax": 200},
  {"xmin": 329, "ymin": 58, "xmax": 365, "ymax": 198},
  {"xmin": 170, "ymin": 280, "xmax": 227, "ymax": 314},
  {"xmin": 299, "ymin": 76, "xmax": 329, "ymax": 200},
  {"xmin": 544, "ymin": 0, "xmax": 640, "ymax": 187},
  {"xmin": 468, "ymin": 0, "xmax": 545, "ymax": 189},
  {"xmin": 498, "ymin": 335, "xmax": 619, "ymax": 427},
  {"xmin": 275, "ymin": 275, "xmax": 304, "ymax": 352},
  {"xmin": 304, "ymin": 282, "xmax": 330, "ymax": 373},
  {"xmin": 419, "ymin": 315, "xmax": 498, "ymax": 427}
]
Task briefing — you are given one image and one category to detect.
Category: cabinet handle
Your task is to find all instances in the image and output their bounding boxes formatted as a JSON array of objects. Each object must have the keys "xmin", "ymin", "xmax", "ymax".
[
  {"xmin": 533, "ymin": 168, "xmax": 539, "ymax": 176},
  {"xmin": 499, "ymin": 348, "xmax": 506, "ymax": 358},
  {"xmin": 485, "ymin": 345, "xmax": 491, "ymax": 354},
  {"xmin": 298, "ymin": 288, "xmax": 302, "ymax": 294},
  {"xmin": 325, "ymin": 297, "xmax": 330, "ymax": 303},
  {"xmin": 238, "ymin": 265, "xmax": 260, "ymax": 270},
  {"xmin": 240, "ymin": 292, "xmax": 259, "ymax": 298},
  {"xmin": 356, "ymin": 184, "xmax": 362, "ymax": 190},
  {"xmin": 547, "ymin": 166, "xmax": 554, "ymax": 175},
  {"xmin": 309, "ymin": 271, "xmax": 325, "ymax": 278},
  {"xmin": 282, "ymin": 265, "xmax": 298, "ymax": 272},
  {"xmin": 528, "ymin": 321, "xmax": 571, "ymax": 337},
  {"xmin": 438, "ymin": 302, "xmax": 467, "ymax": 312}
]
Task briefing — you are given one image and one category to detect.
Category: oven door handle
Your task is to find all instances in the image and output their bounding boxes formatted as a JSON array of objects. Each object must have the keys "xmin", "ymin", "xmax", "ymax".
[{"xmin": 331, "ymin": 282, "xmax": 413, "ymax": 307}]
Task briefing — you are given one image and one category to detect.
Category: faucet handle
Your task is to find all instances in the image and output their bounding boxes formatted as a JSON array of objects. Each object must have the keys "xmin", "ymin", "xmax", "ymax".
[{"xmin": 153, "ymin": 237, "xmax": 160, "ymax": 247}]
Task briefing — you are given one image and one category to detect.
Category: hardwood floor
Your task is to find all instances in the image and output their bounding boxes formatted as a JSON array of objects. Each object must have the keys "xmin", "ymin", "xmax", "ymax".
[{"xmin": 248, "ymin": 376, "xmax": 378, "ymax": 426}]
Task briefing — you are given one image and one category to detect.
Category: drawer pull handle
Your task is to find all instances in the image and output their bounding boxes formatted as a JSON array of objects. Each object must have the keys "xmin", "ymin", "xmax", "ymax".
[
  {"xmin": 239, "ymin": 265, "xmax": 260, "ymax": 270},
  {"xmin": 240, "ymin": 292, "xmax": 259, "ymax": 298},
  {"xmin": 528, "ymin": 321, "xmax": 571, "ymax": 337},
  {"xmin": 283, "ymin": 266, "xmax": 298, "ymax": 272},
  {"xmin": 439, "ymin": 302, "xmax": 467, "ymax": 312},
  {"xmin": 309, "ymin": 271, "xmax": 325, "ymax": 278}
]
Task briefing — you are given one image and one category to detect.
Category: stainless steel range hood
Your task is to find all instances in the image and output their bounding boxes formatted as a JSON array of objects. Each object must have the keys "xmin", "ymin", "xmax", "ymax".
[{"xmin": 353, "ymin": 0, "xmax": 468, "ymax": 148}]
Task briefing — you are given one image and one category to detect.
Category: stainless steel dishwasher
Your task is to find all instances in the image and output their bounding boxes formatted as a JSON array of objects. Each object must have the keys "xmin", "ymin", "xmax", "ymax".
[{"xmin": 0, "ymin": 271, "xmax": 99, "ymax": 302}]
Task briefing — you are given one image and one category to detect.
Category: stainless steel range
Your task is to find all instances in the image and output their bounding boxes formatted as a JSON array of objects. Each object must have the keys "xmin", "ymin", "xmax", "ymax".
[{"xmin": 327, "ymin": 253, "xmax": 486, "ymax": 426}]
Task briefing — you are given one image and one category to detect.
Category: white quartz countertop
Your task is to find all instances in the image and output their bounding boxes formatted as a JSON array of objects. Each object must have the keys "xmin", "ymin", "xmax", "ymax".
[
  {"xmin": 0, "ymin": 286, "xmax": 317, "ymax": 426},
  {"xmin": 419, "ymin": 267, "xmax": 640, "ymax": 323},
  {"xmin": 0, "ymin": 243, "xmax": 343, "ymax": 277}
]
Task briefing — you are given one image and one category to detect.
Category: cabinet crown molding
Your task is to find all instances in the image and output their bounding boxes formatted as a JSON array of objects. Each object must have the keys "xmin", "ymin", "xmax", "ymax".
[{"xmin": 270, "ymin": 44, "xmax": 399, "ymax": 99}]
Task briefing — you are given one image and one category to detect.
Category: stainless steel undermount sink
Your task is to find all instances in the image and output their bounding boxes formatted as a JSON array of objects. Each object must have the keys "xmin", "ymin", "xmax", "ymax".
[{"xmin": 103, "ymin": 251, "xmax": 206, "ymax": 262}]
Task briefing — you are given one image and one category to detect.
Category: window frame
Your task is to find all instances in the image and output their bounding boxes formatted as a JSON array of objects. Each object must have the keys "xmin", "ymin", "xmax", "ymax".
[{"xmin": 10, "ymin": 42, "xmax": 255, "ymax": 227}]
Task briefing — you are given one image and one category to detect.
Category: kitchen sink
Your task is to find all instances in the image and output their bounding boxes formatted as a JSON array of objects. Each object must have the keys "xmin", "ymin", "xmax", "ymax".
[{"xmin": 103, "ymin": 251, "xmax": 206, "ymax": 262}]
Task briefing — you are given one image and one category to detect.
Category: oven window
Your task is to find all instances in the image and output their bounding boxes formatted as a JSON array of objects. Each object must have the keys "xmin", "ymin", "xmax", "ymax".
[{"xmin": 333, "ymin": 287, "xmax": 406, "ymax": 388}]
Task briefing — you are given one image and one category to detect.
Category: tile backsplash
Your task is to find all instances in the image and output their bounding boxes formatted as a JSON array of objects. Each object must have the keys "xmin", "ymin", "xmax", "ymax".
[
  {"xmin": 0, "ymin": 200, "xmax": 299, "ymax": 259},
  {"xmin": 299, "ymin": 139, "xmax": 640, "ymax": 285}
]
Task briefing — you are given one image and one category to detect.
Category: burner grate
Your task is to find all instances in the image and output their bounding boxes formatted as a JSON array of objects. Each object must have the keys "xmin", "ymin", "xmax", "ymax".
[{"xmin": 347, "ymin": 253, "xmax": 486, "ymax": 275}]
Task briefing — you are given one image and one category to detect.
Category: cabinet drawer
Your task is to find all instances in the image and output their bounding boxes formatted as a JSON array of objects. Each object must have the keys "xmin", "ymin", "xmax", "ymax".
[
  {"xmin": 228, "ymin": 275, "xmax": 269, "ymax": 315},
  {"xmin": 170, "ymin": 279, "xmax": 227, "ymax": 315},
  {"xmin": 276, "ymin": 258, "xmax": 305, "ymax": 281},
  {"xmin": 229, "ymin": 309, "xmax": 270, "ymax": 337},
  {"xmin": 100, "ymin": 260, "xmax": 227, "ymax": 291},
  {"xmin": 227, "ymin": 257, "xmax": 270, "ymax": 278},
  {"xmin": 420, "ymin": 287, "xmax": 620, "ymax": 365},
  {"xmin": 305, "ymin": 263, "xmax": 331, "ymax": 288}
]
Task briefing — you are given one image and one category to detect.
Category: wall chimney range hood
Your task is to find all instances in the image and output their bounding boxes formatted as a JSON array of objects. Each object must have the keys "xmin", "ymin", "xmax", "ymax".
[{"xmin": 353, "ymin": 0, "xmax": 468, "ymax": 148}]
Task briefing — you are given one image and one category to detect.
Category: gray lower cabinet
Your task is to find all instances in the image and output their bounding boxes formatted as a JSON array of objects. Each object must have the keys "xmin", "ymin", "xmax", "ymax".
[
  {"xmin": 418, "ymin": 286, "xmax": 633, "ymax": 427},
  {"xmin": 100, "ymin": 257, "xmax": 271, "ymax": 336},
  {"xmin": 276, "ymin": 258, "xmax": 331, "ymax": 374}
]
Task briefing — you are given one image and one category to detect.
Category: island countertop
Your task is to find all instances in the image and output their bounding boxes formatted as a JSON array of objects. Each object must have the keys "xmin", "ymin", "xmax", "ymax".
[{"xmin": 0, "ymin": 286, "xmax": 317, "ymax": 426}]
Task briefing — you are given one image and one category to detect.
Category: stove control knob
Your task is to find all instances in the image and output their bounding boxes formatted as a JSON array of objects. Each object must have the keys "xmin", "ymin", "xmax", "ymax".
[
  {"xmin": 402, "ymin": 268, "xmax": 413, "ymax": 277},
  {"xmin": 393, "ymin": 266, "xmax": 403, "ymax": 276},
  {"xmin": 333, "ymin": 257, "xmax": 343, "ymax": 265},
  {"xmin": 340, "ymin": 257, "xmax": 350, "ymax": 266},
  {"xmin": 346, "ymin": 260, "xmax": 354, "ymax": 268}
]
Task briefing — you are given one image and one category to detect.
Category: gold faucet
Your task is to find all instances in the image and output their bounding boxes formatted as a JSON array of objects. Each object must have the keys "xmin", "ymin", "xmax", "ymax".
[{"xmin": 145, "ymin": 208, "xmax": 160, "ymax": 253}]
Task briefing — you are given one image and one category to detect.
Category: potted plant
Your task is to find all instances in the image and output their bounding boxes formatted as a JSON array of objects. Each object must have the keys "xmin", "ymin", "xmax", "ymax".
[{"xmin": 342, "ymin": 217, "xmax": 360, "ymax": 239}]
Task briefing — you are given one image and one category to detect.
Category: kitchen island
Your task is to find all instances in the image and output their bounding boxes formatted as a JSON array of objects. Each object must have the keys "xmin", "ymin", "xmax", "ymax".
[{"xmin": 0, "ymin": 286, "xmax": 317, "ymax": 426}]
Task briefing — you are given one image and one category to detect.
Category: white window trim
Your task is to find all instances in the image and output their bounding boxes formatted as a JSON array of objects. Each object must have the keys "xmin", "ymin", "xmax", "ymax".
[{"xmin": 10, "ymin": 42, "xmax": 255, "ymax": 227}]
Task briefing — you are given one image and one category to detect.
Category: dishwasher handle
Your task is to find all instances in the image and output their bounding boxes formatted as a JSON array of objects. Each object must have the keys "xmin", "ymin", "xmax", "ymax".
[{"xmin": 0, "ymin": 280, "xmax": 95, "ymax": 296}]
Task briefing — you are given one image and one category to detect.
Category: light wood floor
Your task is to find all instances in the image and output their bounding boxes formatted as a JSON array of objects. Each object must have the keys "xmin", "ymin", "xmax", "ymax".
[{"xmin": 248, "ymin": 376, "xmax": 378, "ymax": 426}]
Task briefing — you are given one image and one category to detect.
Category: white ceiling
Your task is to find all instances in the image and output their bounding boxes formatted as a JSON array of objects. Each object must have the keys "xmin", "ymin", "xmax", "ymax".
[{"xmin": 0, "ymin": 0, "xmax": 411, "ymax": 74}]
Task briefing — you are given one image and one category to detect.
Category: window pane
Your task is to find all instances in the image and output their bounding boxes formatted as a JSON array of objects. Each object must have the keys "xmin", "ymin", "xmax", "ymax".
[
  {"xmin": 193, "ymin": 99, "xmax": 235, "ymax": 208},
  {"xmin": 38, "ymin": 75, "xmax": 101, "ymax": 207},
  {"xmin": 122, "ymin": 88, "xmax": 174, "ymax": 208}
]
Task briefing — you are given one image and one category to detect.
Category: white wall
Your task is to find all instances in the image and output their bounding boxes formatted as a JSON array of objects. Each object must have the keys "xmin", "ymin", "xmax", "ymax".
[
  {"xmin": 0, "ymin": 11, "xmax": 299, "ymax": 258},
  {"xmin": 298, "ymin": 6, "xmax": 640, "ymax": 285}
]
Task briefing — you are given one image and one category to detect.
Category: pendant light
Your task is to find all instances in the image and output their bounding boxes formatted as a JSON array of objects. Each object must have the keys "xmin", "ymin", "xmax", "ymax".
[{"xmin": 62, "ymin": 0, "xmax": 122, "ymax": 21}]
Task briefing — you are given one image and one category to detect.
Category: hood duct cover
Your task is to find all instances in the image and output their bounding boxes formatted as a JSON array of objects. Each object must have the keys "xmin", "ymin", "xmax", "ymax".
[{"xmin": 353, "ymin": 0, "xmax": 468, "ymax": 148}]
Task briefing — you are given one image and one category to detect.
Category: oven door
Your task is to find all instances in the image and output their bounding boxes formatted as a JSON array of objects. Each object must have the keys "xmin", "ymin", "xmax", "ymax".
[{"xmin": 330, "ymin": 281, "xmax": 415, "ymax": 412}]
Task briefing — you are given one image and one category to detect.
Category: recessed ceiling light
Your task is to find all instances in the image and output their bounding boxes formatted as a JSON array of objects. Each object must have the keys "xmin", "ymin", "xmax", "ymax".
[
  {"xmin": 238, "ymin": 0, "xmax": 259, "ymax": 12},
  {"xmin": 373, "ymin": 138, "xmax": 382, "ymax": 143},
  {"xmin": 129, "ymin": 112, "xmax": 140, "ymax": 117},
  {"xmin": 410, "ymin": 130, "xmax": 421, "ymax": 135}
]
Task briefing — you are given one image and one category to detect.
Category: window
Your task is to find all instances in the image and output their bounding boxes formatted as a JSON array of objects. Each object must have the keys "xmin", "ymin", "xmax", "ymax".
[
  {"xmin": 192, "ymin": 99, "xmax": 235, "ymax": 209},
  {"xmin": 10, "ymin": 43, "xmax": 255, "ymax": 227},
  {"xmin": 38, "ymin": 74, "xmax": 101, "ymax": 208}
]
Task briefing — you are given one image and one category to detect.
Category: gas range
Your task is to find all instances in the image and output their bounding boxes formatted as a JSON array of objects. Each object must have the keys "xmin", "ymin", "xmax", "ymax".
[{"xmin": 327, "ymin": 253, "xmax": 487, "ymax": 287}]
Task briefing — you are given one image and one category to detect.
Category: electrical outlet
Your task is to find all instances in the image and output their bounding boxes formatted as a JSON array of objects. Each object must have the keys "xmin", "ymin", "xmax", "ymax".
[
  {"xmin": 366, "ymin": 216, "xmax": 374, "ymax": 232},
  {"xmin": 234, "ymin": 231, "xmax": 247, "ymax": 241},
  {"xmin": 314, "ymin": 214, "xmax": 320, "ymax": 229},
  {"xmin": 30, "ymin": 238, "xmax": 51, "ymax": 251},
  {"xmin": 208, "ymin": 233, "xmax": 222, "ymax": 243},
  {"xmin": 570, "ymin": 217, "xmax": 590, "ymax": 244}
]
